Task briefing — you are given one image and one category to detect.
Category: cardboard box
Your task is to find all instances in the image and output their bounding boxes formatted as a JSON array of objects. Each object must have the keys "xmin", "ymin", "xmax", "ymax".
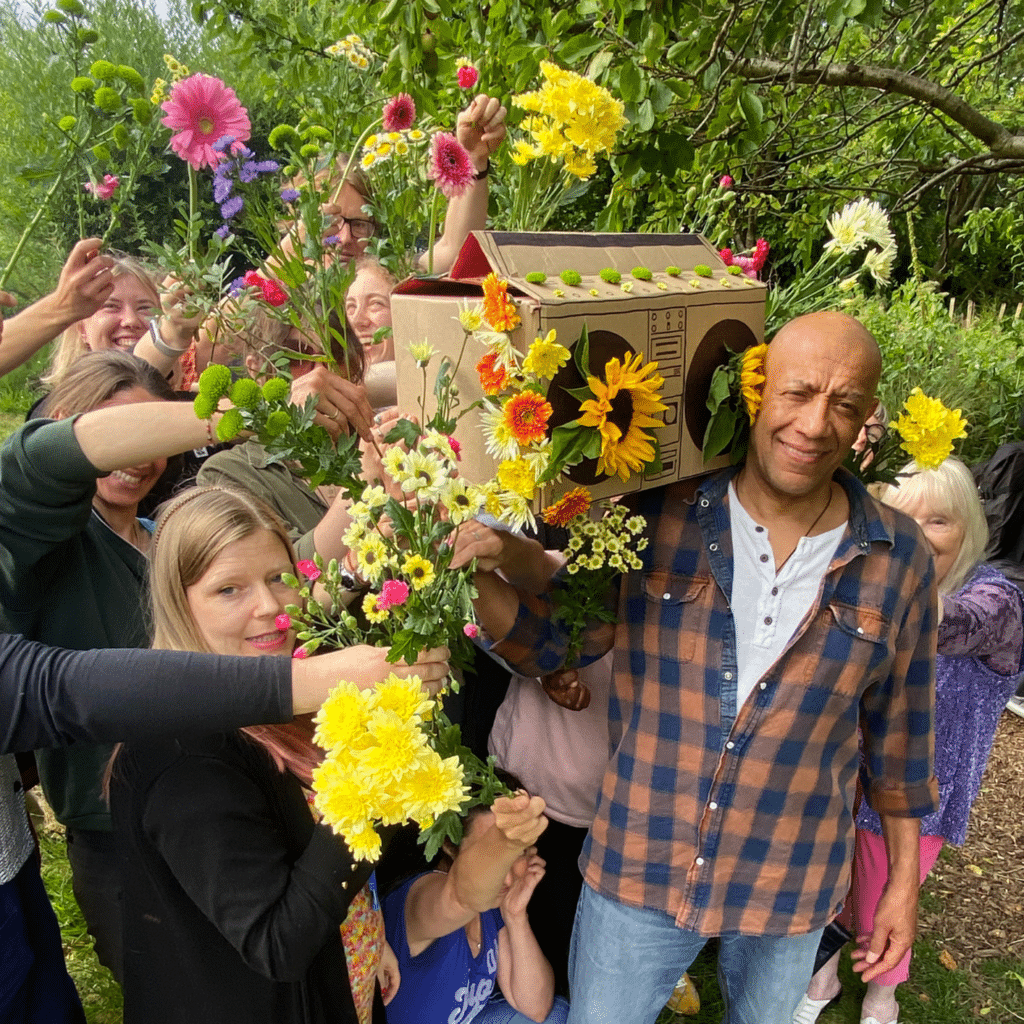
[{"xmin": 392, "ymin": 231, "xmax": 766, "ymax": 503}]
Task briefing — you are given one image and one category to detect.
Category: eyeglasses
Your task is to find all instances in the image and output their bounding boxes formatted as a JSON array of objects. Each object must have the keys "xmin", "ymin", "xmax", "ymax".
[
  {"xmin": 864, "ymin": 422, "xmax": 887, "ymax": 445},
  {"xmin": 328, "ymin": 215, "xmax": 376, "ymax": 241}
]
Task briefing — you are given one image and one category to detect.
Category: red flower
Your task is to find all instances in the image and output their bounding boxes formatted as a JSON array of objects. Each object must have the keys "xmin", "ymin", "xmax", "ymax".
[
  {"xmin": 719, "ymin": 248, "xmax": 734, "ymax": 265},
  {"xmin": 379, "ymin": 579, "xmax": 410, "ymax": 609},
  {"xmin": 463, "ymin": 622, "xmax": 479, "ymax": 638},
  {"xmin": 275, "ymin": 613, "xmax": 291, "ymax": 630},
  {"xmin": 296, "ymin": 559, "xmax": 321, "ymax": 581},
  {"xmin": 243, "ymin": 270, "xmax": 266, "ymax": 288},
  {"xmin": 261, "ymin": 279, "xmax": 288, "ymax": 307},
  {"xmin": 382, "ymin": 93, "xmax": 416, "ymax": 132},
  {"xmin": 457, "ymin": 65, "xmax": 479, "ymax": 89},
  {"xmin": 84, "ymin": 174, "xmax": 119, "ymax": 200},
  {"xmin": 719, "ymin": 174, "xmax": 733, "ymax": 189},
  {"xmin": 161, "ymin": 73, "xmax": 251, "ymax": 170},
  {"xmin": 446, "ymin": 435, "xmax": 461, "ymax": 460},
  {"xmin": 428, "ymin": 132, "xmax": 474, "ymax": 199},
  {"xmin": 292, "ymin": 646, "xmax": 309, "ymax": 659}
]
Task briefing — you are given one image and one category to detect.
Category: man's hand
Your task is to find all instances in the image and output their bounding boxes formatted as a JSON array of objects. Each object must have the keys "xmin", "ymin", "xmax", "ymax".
[
  {"xmin": 289, "ymin": 365, "xmax": 374, "ymax": 441},
  {"xmin": 850, "ymin": 878, "xmax": 918, "ymax": 982},
  {"xmin": 541, "ymin": 667, "xmax": 591, "ymax": 711},
  {"xmin": 449, "ymin": 523, "xmax": 509, "ymax": 574},
  {"xmin": 456, "ymin": 94, "xmax": 507, "ymax": 172}
]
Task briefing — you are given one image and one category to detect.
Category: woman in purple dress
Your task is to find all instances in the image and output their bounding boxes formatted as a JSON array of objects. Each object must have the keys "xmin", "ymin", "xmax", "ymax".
[{"xmin": 796, "ymin": 457, "xmax": 1024, "ymax": 1024}]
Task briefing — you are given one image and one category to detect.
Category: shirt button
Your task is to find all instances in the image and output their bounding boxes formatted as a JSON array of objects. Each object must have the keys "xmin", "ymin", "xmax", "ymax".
[
  {"xmin": 764, "ymin": 616, "xmax": 772, "ymax": 625},
  {"xmin": 709, "ymin": 801, "xmax": 718, "ymax": 810},
  {"xmin": 695, "ymin": 857, "xmax": 705, "ymax": 866},
  {"xmin": 709, "ymin": 543, "xmax": 719, "ymax": 551},
  {"xmin": 857, "ymin": 626, "xmax": 864, "ymax": 634},
  {"xmin": 759, "ymin": 554, "xmax": 769, "ymax": 563},
  {"xmin": 700, "ymin": 499, "xmax": 709, "ymax": 507},
  {"xmin": 771, "ymin": 587, "xmax": 778, "ymax": 596},
  {"xmin": 723, "ymin": 671, "xmax": 733, "ymax": 680},
  {"xmin": 663, "ymin": 592, "xmax": 672, "ymax": 600},
  {"xmin": 726, "ymin": 741, "xmax": 735, "ymax": 750},
  {"xmin": 759, "ymin": 681, "xmax": 767, "ymax": 690},
  {"xmin": 755, "ymin": 526, "xmax": 764, "ymax": 533}
]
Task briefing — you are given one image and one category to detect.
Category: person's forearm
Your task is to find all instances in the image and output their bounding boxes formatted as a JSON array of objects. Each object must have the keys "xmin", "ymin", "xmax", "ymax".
[
  {"xmin": 501, "ymin": 915, "xmax": 555, "ymax": 1021},
  {"xmin": 879, "ymin": 813, "xmax": 921, "ymax": 888},
  {"xmin": 496, "ymin": 535, "xmax": 561, "ymax": 594},
  {"xmin": 73, "ymin": 401, "xmax": 219, "ymax": 471},
  {"xmin": 472, "ymin": 570, "xmax": 523, "ymax": 644},
  {"xmin": 416, "ymin": 176, "xmax": 488, "ymax": 275},
  {"xmin": 0, "ymin": 298, "xmax": 68, "ymax": 377},
  {"xmin": 311, "ymin": 494, "xmax": 356, "ymax": 564},
  {"xmin": 448, "ymin": 829, "xmax": 529, "ymax": 914},
  {"xmin": 132, "ymin": 316, "xmax": 193, "ymax": 376}
]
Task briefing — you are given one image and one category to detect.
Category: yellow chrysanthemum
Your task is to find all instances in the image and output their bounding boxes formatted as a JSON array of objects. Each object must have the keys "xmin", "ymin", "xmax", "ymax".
[
  {"xmin": 382, "ymin": 446, "xmax": 410, "ymax": 481},
  {"xmin": 739, "ymin": 343, "xmax": 768, "ymax": 424},
  {"xmin": 313, "ymin": 679, "xmax": 369, "ymax": 753},
  {"xmin": 893, "ymin": 388, "xmax": 968, "ymax": 469},
  {"xmin": 312, "ymin": 758, "xmax": 371, "ymax": 830},
  {"xmin": 402, "ymin": 553, "xmax": 436, "ymax": 591},
  {"xmin": 456, "ymin": 301, "xmax": 485, "ymax": 333},
  {"xmin": 356, "ymin": 536, "xmax": 389, "ymax": 583},
  {"xmin": 522, "ymin": 330, "xmax": 570, "ymax": 379},
  {"xmin": 360, "ymin": 152, "xmax": 376, "ymax": 170},
  {"xmin": 356, "ymin": 709, "xmax": 428, "ymax": 781},
  {"xmin": 404, "ymin": 752, "xmax": 469, "ymax": 824},
  {"xmin": 363, "ymin": 133, "xmax": 379, "ymax": 149},
  {"xmin": 578, "ymin": 352, "xmax": 668, "ymax": 482},
  {"xmin": 497, "ymin": 456, "xmax": 538, "ymax": 500},
  {"xmin": 409, "ymin": 340, "xmax": 436, "ymax": 366},
  {"xmin": 369, "ymin": 673, "xmax": 434, "ymax": 723},
  {"xmin": 480, "ymin": 406, "xmax": 520, "ymax": 461},
  {"xmin": 344, "ymin": 821, "xmax": 383, "ymax": 862},
  {"xmin": 362, "ymin": 591, "xmax": 389, "ymax": 624},
  {"xmin": 510, "ymin": 139, "xmax": 541, "ymax": 165},
  {"xmin": 439, "ymin": 478, "xmax": 485, "ymax": 525}
]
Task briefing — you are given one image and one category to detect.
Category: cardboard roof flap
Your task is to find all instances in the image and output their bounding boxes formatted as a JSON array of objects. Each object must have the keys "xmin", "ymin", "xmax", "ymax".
[{"xmin": 449, "ymin": 230, "xmax": 728, "ymax": 294}]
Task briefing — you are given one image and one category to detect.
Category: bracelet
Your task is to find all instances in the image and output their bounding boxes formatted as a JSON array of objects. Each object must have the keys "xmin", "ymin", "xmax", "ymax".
[
  {"xmin": 147, "ymin": 318, "xmax": 189, "ymax": 359},
  {"xmin": 474, "ymin": 159, "xmax": 490, "ymax": 181}
]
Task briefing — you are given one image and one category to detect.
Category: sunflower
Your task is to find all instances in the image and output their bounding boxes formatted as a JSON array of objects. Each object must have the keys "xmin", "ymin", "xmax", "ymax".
[
  {"xmin": 502, "ymin": 392, "xmax": 552, "ymax": 446},
  {"xmin": 542, "ymin": 486, "xmax": 592, "ymax": 526},
  {"xmin": 577, "ymin": 352, "xmax": 668, "ymax": 482},
  {"xmin": 481, "ymin": 273, "xmax": 520, "ymax": 332},
  {"xmin": 739, "ymin": 343, "xmax": 768, "ymax": 423}
]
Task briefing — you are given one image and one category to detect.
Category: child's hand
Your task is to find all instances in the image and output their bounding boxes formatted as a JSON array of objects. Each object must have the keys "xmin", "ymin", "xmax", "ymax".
[{"xmin": 377, "ymin": 940, "xmax": 400, "ymax": 1005}]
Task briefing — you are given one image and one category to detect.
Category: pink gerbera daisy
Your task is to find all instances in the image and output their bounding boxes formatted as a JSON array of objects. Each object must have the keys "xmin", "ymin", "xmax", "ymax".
[
  {"xmin": 428, "ymin": 132, "xmax": 474, "ymax": 199},
  {"xmin": 456, "ymin": 64, "xmax": 479, "ymax": 89},
  {"xmin": 382, "ymin": 93, "xmax": 416, "ymax": 132},
  {"xmin": 161, "ymin": 74, "xmax": 251, "ymax": 170}
]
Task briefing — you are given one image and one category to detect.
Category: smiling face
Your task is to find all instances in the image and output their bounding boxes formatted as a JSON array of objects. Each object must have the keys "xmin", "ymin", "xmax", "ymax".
[
  {"xmin": 185, "ymin": 529, "xmax": 296, "ymax": 658},
  {"xmin": 78, "ymin": 272, "xmax": 159, "ymax": 354},
  {"xmin": 323, "ymin": 182, "xmax": 374, "ymax": 263},
  {"xmin": 898, "ymin": 496, "xmax": 965, "ymax": 587},
  {"xmin": 92, "ymin": 386, "xmax": 167, "ymax": 512},
  {"xmin": 746, "ymin": 312, "xmax": 880, "ymax": 504},
  {"xmin": 345, "ymin": 264, "xmax": 393, "ymax": 363}
]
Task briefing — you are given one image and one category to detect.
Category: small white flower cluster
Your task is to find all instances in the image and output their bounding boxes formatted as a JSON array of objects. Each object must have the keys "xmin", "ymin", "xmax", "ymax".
[
  {"xmin": 824, "ymin": 198, "xmax": 897, "ymax": 286},
  {"xmin": 326, "ymin": 34, "xmax": 374, "ymax": 69},
  {"xmin": 565, "ymin": 503, "xmax": 647, "ymax": 575}
]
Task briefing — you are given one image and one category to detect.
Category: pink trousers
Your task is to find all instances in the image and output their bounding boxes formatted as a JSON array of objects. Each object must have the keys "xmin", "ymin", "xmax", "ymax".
[{"xmin": 837, "ymin": 828, "xmax": 945, "ymax": 986}]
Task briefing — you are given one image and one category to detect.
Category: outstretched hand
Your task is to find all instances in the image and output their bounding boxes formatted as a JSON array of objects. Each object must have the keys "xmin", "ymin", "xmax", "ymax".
[
  {"xmin": 541, "ymin": 667, "xmax": 591, "ymax": 711},
  {"xmin": 290, "ymin": 365, "xmax": 374, "ymax": 442},
  {"xmin": 491, "ymin": 791, "xmax": 548, "ymax": 849},
  {"xmin": 456, "ymin": 94, "xmax": 507, "ymax": 170},
  {"xmin": 53, "ymin": 238, "xmax": 115, "ymax": 324},
  {"xmin": 500, "ymin": 851, "xmax": 546, "ymax": 919}
]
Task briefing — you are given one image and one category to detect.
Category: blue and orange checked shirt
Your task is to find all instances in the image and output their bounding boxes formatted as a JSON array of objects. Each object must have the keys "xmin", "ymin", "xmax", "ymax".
[{"xmin": 491, "ymin": 468, "xmax": 939, "ymax": 937}]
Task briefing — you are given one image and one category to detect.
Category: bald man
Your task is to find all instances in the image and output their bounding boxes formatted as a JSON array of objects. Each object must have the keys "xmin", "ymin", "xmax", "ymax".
[{"xmin": 465, "ymin": 312, "xmax": 939, "ymax": 1024}]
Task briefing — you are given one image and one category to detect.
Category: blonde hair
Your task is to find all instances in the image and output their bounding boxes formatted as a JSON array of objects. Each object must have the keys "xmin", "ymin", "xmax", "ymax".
[
  {"xmin": 43, "ymin": 256, "xmax": 161, "ymax": 386},
  {"xmin": 40, "ymin": 348, "xmax": 174, "ymax": 417},
  {"xmin": 879, "ymin": 457, "xmax": 989, "ymax": 595}
]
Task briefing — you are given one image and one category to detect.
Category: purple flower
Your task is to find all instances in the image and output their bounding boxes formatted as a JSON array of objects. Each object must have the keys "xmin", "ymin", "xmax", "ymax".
[
  {"xmin": 238, "ymin": 160, "xmax": 259, "ymax": 183},
  {"xmin": 220, "ymin": 195, "xmax": 244, "ymax": 219},
  {"xmin": 280, "ymin": 188, "xmax": 300, "ymax": 203},
  {"xmin": 322, "ymin": 234, "xmax": 340, "ymax": 247},
  {"xmin": 213, "ymin": 176, "xmax": 233, "ymax": 203},
  {"xmin": 214, "ymin": 224, "xmax": 231, "ymax": 239},
  {"xmin": 228, "ymin": 275, "xmax": 247, "ymax": 296},
  {"xmin": 255, "ymin": 160, "xmax": 279, "ymax": 174},
  {"xmin": 213, "ymin": 135, "xmax": 236, "ymax": 152}
]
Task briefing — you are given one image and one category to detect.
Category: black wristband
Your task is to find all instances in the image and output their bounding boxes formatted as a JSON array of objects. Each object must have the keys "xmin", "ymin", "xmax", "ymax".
[{"xmin": 474, "ymin": 159, "xmax": 490, "ymax": 181}]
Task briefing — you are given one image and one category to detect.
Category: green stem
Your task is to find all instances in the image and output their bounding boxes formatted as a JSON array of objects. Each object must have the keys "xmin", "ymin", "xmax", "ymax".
[
  {"xmin": 0, "ymin": 166, "xmax": 71, "ymax": 290},
  {"xmin": 187, "ymin": 163, "xmax": 199, "ymax": 264},
  {"xmin": 330, "ymin": 117, "xmax": 382, "ymax": 207}
]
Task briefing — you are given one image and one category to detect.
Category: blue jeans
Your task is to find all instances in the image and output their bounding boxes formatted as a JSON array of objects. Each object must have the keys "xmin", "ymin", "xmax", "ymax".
[
  {"xmin": 567, "ymin": 883, "xmax": 824, "ymax": 1024},
  {"xmin": 477, "ymin": 993, "xmax": 570, "ymax": 1023}
]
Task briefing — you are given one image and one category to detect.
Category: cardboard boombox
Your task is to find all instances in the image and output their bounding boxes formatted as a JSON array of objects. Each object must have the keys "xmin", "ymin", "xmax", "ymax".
[{"xmin": 391, "ymin": 231, "xmax": 766, "ymax": 504}]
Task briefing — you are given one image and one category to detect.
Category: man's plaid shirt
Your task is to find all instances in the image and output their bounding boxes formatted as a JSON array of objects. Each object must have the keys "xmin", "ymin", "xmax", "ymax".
[{"xmin": 491, "ymin": 468, "xmax": 939, "ymax": 937}]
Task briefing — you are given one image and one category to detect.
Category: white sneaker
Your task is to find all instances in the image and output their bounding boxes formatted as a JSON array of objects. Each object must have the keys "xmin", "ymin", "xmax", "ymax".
[
  {"xmin": 792, "ymin": 990, "xmax": 841, "ymax": 1024},
  {"xmin": 1006, "ymin": 694, "xmax": 1024, "ymax": 718}
]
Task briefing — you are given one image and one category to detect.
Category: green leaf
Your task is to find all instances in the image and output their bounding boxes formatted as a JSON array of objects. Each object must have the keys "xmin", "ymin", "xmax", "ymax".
[
  {"xmin": 739, "ymin": 88, "xmax": 763, "ymax": 127},
  {"xmin": 386, "ymin": 418, "xmax": 421, "ymax": 447},
  {"xmin": 702, "ymin": 405, "xmax": 740, "ymax": 461},
  {"xmin": 636, "ymin": 98, "xmax": 655, "ymax": 133},
  {"xmin": 702, "ymin": 60, "xmax": 721, "ymax": 90},
  {"xmin": 619, "ymin": 61, "xmax": 641, "ymax": 103},
  {"xmin": 539, "ymin": 421, "xmax": 593, "ymax": 481},
  {"xmin": 557, "ymin": 33, "xmax": 603, "ymax": 64},
  {"xmin": 564, "ymin": 384, "xmax": 596, "ymax": 401},
  {"xmin": 573, "ymin": 322, "xmax": 591, "ymax": 378},
  {"xmin": 644, "ymin": 437, "xmax": 663, "ymax": 476}
]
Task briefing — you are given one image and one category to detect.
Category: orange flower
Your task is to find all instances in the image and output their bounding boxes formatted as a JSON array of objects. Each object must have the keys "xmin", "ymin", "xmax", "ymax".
[
  {"xmin": 542, "ymin": 486, "xmax": 592, "ymax": 526},
  {"xmin": 482, "ymin": 272, "xmax": 521, "ymax": 332},
  {"xmin": 502, "ymin": 391, "xmax": 552, "ymax": 446},
  {"xmin": 477, "ymin": 351, "xmax": 509, "ymax": 395}
]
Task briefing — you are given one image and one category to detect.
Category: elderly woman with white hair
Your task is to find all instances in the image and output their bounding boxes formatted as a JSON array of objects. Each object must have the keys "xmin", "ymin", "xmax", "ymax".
[{"xmin": 796, "ymin": 456, "xmax": 1024, "ymax": 1024}]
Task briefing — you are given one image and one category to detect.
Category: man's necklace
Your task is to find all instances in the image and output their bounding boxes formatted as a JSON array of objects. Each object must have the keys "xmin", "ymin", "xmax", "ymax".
[{"xmin": 774, "ymin": 484, "xmax": 834, "ymax": 574}]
